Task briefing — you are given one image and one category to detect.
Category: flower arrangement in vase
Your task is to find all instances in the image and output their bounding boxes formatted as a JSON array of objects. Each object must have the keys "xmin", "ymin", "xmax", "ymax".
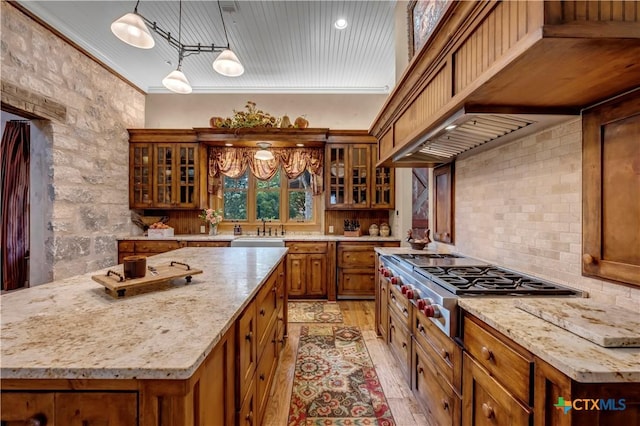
[{"xmin": 200, "ymin": 208, "xmax": 223, "ymax": 235}]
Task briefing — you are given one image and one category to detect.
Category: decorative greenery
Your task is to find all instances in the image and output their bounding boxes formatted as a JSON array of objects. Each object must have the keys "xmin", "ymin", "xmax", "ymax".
[
  {"xmin": 199, "ymin": 208, "xmax": 223, "ymax": 226},
  {"xmin": 214, "ymin": 101, "xmax": 280, "ymax": 128}
]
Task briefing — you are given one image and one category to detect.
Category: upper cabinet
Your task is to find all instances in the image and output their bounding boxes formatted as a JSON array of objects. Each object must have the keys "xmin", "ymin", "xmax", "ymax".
[
  {"xmin": 370, "ymin": 1, "xmax": 640, "ymax": 167},
  {"xmin": 582, "ymin": 89, "xmax": 640, "ymax": 287},
  {"xmin": 128, "ymin": 129, "xmax": 205, "ymax": 209},
  {"xmin": 325, "ymin": 130, "xmax": 394, "ymax": 210}
]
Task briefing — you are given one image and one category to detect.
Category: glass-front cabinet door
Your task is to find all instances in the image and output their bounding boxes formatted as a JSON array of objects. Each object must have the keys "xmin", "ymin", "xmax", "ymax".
[
  {"xmin": 129, "ymin": 144, "xmax": 152, "ymax": 208},
  {"xmin": 154, "ymin": 144, "xmax": 174, "ymax": 208},
  {"xmin": 176, "ymin": 144, "xmax": 198, "ymax": 207},
  {"xmin": 372, "ymin": 149, "xmax": 394, "ymax": 209},
  {"xmin": 327, "ymin": 145, "xmax": 348, "ymax": 208},
  {"xmin": 350, "ymin": 145, "xmax": 370, "ymax": 207}
]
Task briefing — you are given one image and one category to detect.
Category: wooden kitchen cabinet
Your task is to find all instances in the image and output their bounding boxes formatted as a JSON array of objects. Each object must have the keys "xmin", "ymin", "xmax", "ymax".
[
  {"xmin": 128, "ymin": 129, "xmax": 204, "ymax": 210},
  {"xmin": 118, "ymin": 239, "xmax": 230, "ymax": 263},
  {"xmin": 337, "ymin": 242, "xmax": 399, "ymax": 298},
  {"xmin": 1, "ymin": 392, "xmax": 137, "ymax": 425},
  {"xmin": 285, "ymin": 242, "xmax": 328, "ymax": 298},
  {"xmin": 433, "ymin": 162, "xmax": 454, "ymax": 244},
  {"xmin": 325, "ymin": 131, "xmax": 395, "ymax": 210},
  {"xmin": 582, "ymin": 89, "xmax": 640, "ymax": 287}
]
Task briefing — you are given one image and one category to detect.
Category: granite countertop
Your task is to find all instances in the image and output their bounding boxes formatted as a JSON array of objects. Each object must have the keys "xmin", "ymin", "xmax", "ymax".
[
  {"xmin": 1, "ymin": 247, "xmax": 287, "ymax": 381},
  {"xmin": 121, "ymin": 233, "xmax": 402, "ymax": 243},
  {"xmin": 459, "ymin": 298, "xmax": 640, "ymax": 383}
]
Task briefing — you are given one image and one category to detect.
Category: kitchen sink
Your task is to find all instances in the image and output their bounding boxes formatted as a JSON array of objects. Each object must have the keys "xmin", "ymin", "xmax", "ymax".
[{"xmin": 230, "ymin": 238, "xmax": 285, "ymax": 247}]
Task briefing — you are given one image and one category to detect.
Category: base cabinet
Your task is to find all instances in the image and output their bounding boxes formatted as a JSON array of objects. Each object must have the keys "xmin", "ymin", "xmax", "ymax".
[
  {"xmin": 338, "ymin": 242, "xmax": 399, "ymax": 298},
  {"xmin": 118, "ymin": 239, "xmax": 229, "ymax": 263},
  {"xmin": 286, "ymin": 242, "xmax": 329, "ymax": 298}
]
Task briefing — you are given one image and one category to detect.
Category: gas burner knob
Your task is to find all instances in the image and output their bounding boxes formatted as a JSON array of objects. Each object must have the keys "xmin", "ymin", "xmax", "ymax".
[
  {"xmin": 390, "ymin": 276, "xmax": 399, "ymax": 285},
  {"xmin": 383, "ymin": 269, "xmax": 392, "ymax": 277},
  {"xmin": 405, "ymin": 289, "xmax": 416, "ymax": 300},
  {"xmin": 423, "ymin": 305, "xmax": 441, "ymax": 318},
  {"xmin": 416, "ymin": 298, "xmax": 432, "ymax": 310}
]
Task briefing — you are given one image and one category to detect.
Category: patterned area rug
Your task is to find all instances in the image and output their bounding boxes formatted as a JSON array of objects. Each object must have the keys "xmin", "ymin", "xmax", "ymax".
[
  {"xmin": 288, "ymin": 301, "xmax": 344, "ymax": 323},
  {"xmin": 288, "ymin": 325, "xmax": 395, "ymax": 425}
]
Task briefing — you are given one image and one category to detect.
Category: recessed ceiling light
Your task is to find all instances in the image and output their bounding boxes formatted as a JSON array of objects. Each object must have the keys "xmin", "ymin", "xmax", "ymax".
[
  {"xmin": 296, "ymin": 143, "xmax": 304, "ymax": 147},
  {"xmin": 334, "ymin": 18, "xmax": 348, "ymax": 30},
  {"xmin": 225, "ymin": 143, "xmax": 233, "ymax": 147}
]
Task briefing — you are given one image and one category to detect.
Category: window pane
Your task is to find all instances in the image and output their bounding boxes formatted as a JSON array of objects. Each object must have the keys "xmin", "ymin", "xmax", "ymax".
[
  {"xmin": 257, "ymin": 169, "xmax": 281, "ymax": 220},
  {"xmin": 223, "ymin": 171, "xmax": 248, "ymax": 220},
  {"xmin": 289, "ymin": 171, "xmax": 313, "ymax": 221}
]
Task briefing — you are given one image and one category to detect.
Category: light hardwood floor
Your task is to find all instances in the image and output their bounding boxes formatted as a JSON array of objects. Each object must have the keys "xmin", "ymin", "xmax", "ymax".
[{"xmin": 262, "ymin": 300, "xmax": 431, "ymax": 426}]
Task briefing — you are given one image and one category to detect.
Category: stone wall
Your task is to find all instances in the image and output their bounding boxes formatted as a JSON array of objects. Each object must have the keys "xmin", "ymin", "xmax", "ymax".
[
  {"xmin": 1, "ymin": 3, "xmax": 145, "ymax": 280},
  {"xmin": 451, "ymin": 118, "xmax": 640, "ymax": 311}
]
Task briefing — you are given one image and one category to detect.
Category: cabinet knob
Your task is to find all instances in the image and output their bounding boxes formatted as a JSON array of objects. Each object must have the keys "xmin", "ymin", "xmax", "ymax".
[
  {"xmin": 442, "ymin": 399, "xmax": 449, "ymax": 411},
  {"xmin": 418, "ymin": 324, "xmax": 426, "ymax": 335},
  {"xmin": 418, "ymin": 366, "xmax": 424, "ymax": 375},
  {"xmin": 260, "ymin": 373, "xmax": 265, "ymax": 381},
  {"xmin": 245, "ymin": 331, "xmax": 253, "ymax": 341},
  {"xmin": 27, "ymin": 414, "xmax": 47, "ymax": 426},
  {"xmin": 245, "ymin": 410, "xmax": 253, "ymax": 424},
  {"xmin": 482, "ymin": 402, "xmax": 494, "ymax": 418},
  {"xmin": 402, "ymin": 342, "xmax": 407, "ymax": 349},
  {"xmin": 260, "ymin": 308, "xmax": 266, "ymax": 316},
  {"xmin": 440, "ymin": 348, "xmax": 449, "ymax": 360},
  {"xmin": 481, "ymin": 346, "xmax": 493, "ymax": 361},
  {"xmin": 582, "ymin": 253, "xmax": 596, "ymax": 265}
]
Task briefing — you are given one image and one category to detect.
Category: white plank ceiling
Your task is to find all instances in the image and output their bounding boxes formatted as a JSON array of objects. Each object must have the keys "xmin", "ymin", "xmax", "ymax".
[{"xmin": 17, "ymin": 0, "xmax": 397, "ymax": 94}]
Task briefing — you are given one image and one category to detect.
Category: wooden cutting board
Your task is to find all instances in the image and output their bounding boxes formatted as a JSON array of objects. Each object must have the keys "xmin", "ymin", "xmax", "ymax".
[
  {"xmin": 515, "ymin": 298, "xmax": 640, "ymax": 348},
  {"xmin": 92, "ymin": 261, "xmax": 202, "ymax": 298}
]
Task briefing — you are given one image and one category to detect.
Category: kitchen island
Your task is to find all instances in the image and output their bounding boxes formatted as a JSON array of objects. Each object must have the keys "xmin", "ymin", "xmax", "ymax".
[{"xmin": 1, "ymin": 247, "xmax": 288, "ymax": 425}]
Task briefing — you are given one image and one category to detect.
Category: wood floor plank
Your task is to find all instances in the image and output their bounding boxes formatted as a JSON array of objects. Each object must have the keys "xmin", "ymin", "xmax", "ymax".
[{"xmin": 262, "ymin": 301, "xmax": 430, "ymax": 426}]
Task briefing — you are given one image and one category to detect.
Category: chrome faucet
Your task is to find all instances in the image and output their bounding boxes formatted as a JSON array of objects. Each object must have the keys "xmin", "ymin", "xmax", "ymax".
[{"xmin": 261, "ymin": 218, "xmax": 268, "ymax": 236}]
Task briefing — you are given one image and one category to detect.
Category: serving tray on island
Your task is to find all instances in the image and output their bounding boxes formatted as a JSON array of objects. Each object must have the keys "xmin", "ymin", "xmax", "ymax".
[
  {"xmin": 515, "ymin": 298, "xmax": 640, "ymax": 348},
  {"xmin": 92, "ymin": 261, "xmax": 202, "ymax": 298}
]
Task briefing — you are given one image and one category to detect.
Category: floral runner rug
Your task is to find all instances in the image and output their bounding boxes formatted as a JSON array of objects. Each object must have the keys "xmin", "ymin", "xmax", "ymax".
[
  {"xmin": 288, "ymin": 325, "xmax": 395, "ymax": 425},
  {"xmin": 288, "ymin": 301, "xmax": 344, "ymax": 323}
]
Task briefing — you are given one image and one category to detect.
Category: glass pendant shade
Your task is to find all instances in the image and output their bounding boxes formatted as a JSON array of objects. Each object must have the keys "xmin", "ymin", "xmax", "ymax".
[
  {"xmin": 111, "ymin": 13, "xmax": 155, "ymax": 49},
  {"xmin": 255, "ymin": 149, "xmax": 275, "ymax": 161},
  {"xmin": 162, "ymin": 68, "xmax": 192, "ymax": 94},
  {"xmin": 213, "ymin": 49, "xmax": 245, "ymax": 77}
]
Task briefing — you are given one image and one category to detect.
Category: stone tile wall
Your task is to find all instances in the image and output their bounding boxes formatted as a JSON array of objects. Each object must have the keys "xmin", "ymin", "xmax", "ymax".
[
  {"xmin": 1, "ymin": 3, "xmax": 145, "ymax": 280},
  {"xmin": 451, "ymin": 118, "xmax": 639, "ymax": 311}
]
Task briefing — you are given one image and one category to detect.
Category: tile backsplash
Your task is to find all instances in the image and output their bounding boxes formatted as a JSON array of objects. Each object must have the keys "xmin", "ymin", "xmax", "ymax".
[{"xmin": 450, "ymin": 118, "xmax": 639, "ymax": 311}]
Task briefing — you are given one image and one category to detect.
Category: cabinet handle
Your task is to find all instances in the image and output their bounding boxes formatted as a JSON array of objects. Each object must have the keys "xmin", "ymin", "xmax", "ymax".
[
  {"xmin": 260, "ymin": 373, "xmax": 265, "ymax": 381},
  {"xmin": 418, "ymin": 366, "xmax": 424, "ymax": 375},
  {"xmin": 442, "ymin": 399, "xmax": 449, "ymax": 411},
  {"xmin": 481, "ymin": 346, "xmax": 493, "ymax": 361},
  {"xmin": 278, "ymin": 316, "xmax": 284, "ymax": 322},
  {"xmin": 390, "ymin": 324, "xmax": 395, "ymax": 330},
  {"xmin": 402, "ymin": 308, "xmax": 409, "ymax": 317},
  {"xmin": 245, "ymin": 331, "xmax": 253, "ymax": 341},
  {"xmin": 402, "ymin": 342, "xmax": 407, "ymax": 349},
  {"xmin": 27, "ymin": 414, "xmax": 47, "ymax": 426},
  {"xmin": 481, "ymin": 402, "xmax": 494, "ymax": 418},
  {"xmin": 272, "ymin": 286, "xmax": 277, "ymax": 293},
  {"xmin": 260, "ymin": 308, "xmax": 266, "ymax": 316},
  {"xmin": 440, "ymin": 348, "xmax": 449, "ymax": 360},
  {"xmin": 418, "ymin": 324, "xmax": 426, "ymax": 335},
  {"xmin": 245, "ymin": 410, "xmax": 253, "ymax": 424},
  {"xmin": 582, "ymin": 253, "xmax": 596, "ymax": 265}
]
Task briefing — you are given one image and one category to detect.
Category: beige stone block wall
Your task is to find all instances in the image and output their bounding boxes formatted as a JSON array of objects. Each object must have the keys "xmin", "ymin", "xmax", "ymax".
[
  {"xmin": 1, "ymin": 3, "xmax": 145, "ymax": 280},
  {"xmin": 452, "ymin": 118, "xmax": 640, "ymax": 311}
]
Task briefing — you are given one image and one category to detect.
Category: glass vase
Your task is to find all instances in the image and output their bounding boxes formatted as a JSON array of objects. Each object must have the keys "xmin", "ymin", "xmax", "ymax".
[{"xmin": 209, "ymin": 224, "xmax": 218, "ymax": 236}]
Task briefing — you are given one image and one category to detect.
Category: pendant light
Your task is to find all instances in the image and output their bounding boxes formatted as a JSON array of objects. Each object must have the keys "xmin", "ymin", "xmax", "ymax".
[
  {"xmin": 111, "ymin": 0, "xmax": 244, "ymax": 93},
  {"xmin": 162, "ymin": 1, "xmax": 192, "ymax": 94},
  {"xmin": 255, "ymin": 142, "xmax": 275, "ymax": 161}
]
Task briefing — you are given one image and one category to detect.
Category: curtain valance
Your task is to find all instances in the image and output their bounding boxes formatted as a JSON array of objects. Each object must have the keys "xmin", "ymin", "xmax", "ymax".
[{"xmin": 208, "ymin": 147, "xmax": 324, "ymax": 196}]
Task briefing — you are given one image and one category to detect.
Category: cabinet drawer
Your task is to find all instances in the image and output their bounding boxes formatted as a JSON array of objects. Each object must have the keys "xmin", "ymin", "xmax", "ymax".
[
  {"xmin": 464, "ymin": 316, "xmax": 532, "ymax": 404},
  {"xmin": 388, "ymin": 309, "xmax": 411, "ymax": 385},
  {"xmin": 239, "ymin": 376, "xmax": 256, "ymax": 426},
  {"xmin": 186, "ymin": 241, "xmax": 230, "ymax": 247},
  {"xmin": 285, "ymin": 242, "xmax": 327, "ymax": 253},
  {"xmin": 134, "ymin": 240, "xmax": 181, "ymax": 253},
  {"xmin": 118, "ymin": 241, "xmax": 135, "ymax": 253},
  {"xmin": 414, "ymin": 343, "xmax": 460, "ymax": 426},
  {"xmin": 388, "ymin": 284, "xmax": 412, "ymax": 330},
  {"xmin": 0, "ymin": 392, "xmax": 54, "ymax": 423},
  {"xmin": 338, "ymin": 270, "xmax": 375, "ymax": 296},
  {"xmin": 256, "ymin": 274, "xmax": 278, "ymax": 358},
  {"xmin": 338, "ymin": 246, "xmax": 376, "ymax": 268},
  {"xmin": 462, "ymin": 354, "xmax": 531, "ymax": 426},
  {"xmin": 414, "ymin": 309, "xmax": 461, "ymax": 391}
]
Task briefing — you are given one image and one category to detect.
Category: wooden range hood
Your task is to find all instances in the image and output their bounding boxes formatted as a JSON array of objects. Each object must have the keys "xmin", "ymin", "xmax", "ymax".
[{"xmin": 370, "ymin": 1, "xmax": 640, "ymax": 167}]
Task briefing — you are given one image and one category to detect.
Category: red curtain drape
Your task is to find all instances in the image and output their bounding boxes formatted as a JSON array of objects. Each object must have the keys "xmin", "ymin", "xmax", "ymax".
[
  {"xmin": 208, "ymin": 147, "xmax": 324, "ymax": 196},
  {"xmin": 1, "ymin": 121, "xmax": 30, "ymax": 291}
]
